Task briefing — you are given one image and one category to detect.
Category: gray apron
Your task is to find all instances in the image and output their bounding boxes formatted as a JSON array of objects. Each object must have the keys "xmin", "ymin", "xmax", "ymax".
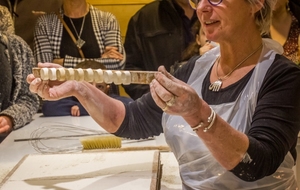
[{"xmin": 162, "ymin": 39, "xmax": 298, "ymax": 189}]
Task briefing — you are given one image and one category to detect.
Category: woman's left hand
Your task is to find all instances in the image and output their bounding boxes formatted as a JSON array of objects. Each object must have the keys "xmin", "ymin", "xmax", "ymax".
[
  {"xmin": 101, "ymin": 46, "xmax": 124, "ymax": 60},
  {"xmin": 150, "ymin": 66, "xmax": 203, "ymax": 119},
  {"xmin": 71, "ymin": 105, "xmax": 80, "ymax": 116}
]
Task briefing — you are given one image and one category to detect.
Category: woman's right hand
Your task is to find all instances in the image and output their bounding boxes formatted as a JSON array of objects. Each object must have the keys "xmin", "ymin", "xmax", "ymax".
[{"xmin": 27, "ymin": 62, "xmax": 76, "ymax": 101}]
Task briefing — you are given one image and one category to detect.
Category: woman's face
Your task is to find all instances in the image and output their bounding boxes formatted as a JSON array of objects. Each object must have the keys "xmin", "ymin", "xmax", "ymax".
[
  {"xmin": 91, "ymin": 82, "xmax": 110, "ymax": 94},
  {"xmin": 195, "ymin": 0, "xmax": 254, "ymax": 43}
]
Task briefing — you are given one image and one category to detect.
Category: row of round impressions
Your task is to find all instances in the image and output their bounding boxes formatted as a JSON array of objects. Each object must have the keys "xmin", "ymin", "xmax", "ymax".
[{"xmin": 33, "ymin": 68, "xmax": 157, "ymax": 85}]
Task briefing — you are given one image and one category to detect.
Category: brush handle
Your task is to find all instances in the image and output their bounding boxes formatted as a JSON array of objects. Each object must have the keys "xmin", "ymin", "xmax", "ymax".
[
  {"xmin": 84, "ymin": 146, "xmax": 171, "ymax": 152},
  {"xmin": 32, "ymin": 68, "xmax": 157, "ymax": 84},
  {"xmin": 14, "ymin": 134, "xmax": 106, "ymax": 142}
]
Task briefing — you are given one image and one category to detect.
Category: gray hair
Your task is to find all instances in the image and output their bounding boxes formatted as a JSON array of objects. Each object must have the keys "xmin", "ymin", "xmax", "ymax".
[{"xmin": 247, "ymin": 0, "xmax": 277, "ymax": 35}]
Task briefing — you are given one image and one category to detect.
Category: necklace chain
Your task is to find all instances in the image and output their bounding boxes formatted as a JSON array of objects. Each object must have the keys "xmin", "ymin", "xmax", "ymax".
[
  {"xmin": 209, "ymin": 43, "xmax": 263, "ymax": 92},
  {"xmin": 69, "ymin": 16, "xmax": 86, "ymax": 48}
]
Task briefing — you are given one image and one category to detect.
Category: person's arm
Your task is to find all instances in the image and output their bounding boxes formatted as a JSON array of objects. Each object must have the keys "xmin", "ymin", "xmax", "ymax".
[
  {"xmin": 1, "ymin": 35, "xmax": 39, "ymax": 129},
  {"xmin": 27, "ymin": 67, "xmax": 124, "ymax": 132},
  {"xmin": 149, "ymin": 59, "xmax": 300, "ymax": 181},
  {"xmin": 114, "ymin": 93, "xmax": 163, "ymax": 139},
  {"xmin": 33, "ymin": 14, "xmax": 55, "ymax": 63},
  {"xmin": 231, "ymin": 57, "xmax": 300, "ymax": 181},
  {"xmin": 114, "ymin": 60, "xmax": 197, "ymax": 138}
]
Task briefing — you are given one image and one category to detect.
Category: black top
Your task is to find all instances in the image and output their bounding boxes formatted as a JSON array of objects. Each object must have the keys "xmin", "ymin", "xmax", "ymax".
[
  {"xmin": 61, "ymin": 12, "xmax": 100, "ymax": 59},
  {"xmin": 114, "ymin": 54, "xmax": 300, "ymax": 181},
  {"xmin": 123, "ymin": 0, "xmax": 197, "ymax": 100}
]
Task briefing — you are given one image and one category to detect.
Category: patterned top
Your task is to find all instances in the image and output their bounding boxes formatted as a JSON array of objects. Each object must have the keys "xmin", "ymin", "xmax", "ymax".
[
  {"xmin": 0, "ymin": 33, "xmax": 39, "ymax": 129},
  {"xmin": 33, "ymin": 5, "xmax": 125, "ymax": 69},
  {"xmin": 282, "ymin": 13, "xmax": 300, "ymax": 64},
  {"xmin": 0, "ymin": 5, "xmax": 14, "ymax": 34}
]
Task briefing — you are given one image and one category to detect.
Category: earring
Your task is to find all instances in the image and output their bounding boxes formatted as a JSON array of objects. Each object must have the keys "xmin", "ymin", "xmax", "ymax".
[{"xmin": 286, "ymin": 1, "xmax": 290, "ymax": 11}]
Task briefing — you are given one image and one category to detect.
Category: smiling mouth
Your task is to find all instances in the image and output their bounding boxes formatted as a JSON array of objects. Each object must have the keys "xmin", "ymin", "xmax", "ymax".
[{"xmin": 204, "ymin": 20, "xmax": 219, "ymax": 25}]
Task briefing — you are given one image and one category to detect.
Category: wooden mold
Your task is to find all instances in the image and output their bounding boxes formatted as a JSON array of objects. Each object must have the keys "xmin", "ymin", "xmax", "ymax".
[
  {"xmin": 32, "ymin": 68, "xmax": 157, "ymax": 85},
  {"xmin": 0, "ymin": 150, "xmax": 162, "ymax": 190}
]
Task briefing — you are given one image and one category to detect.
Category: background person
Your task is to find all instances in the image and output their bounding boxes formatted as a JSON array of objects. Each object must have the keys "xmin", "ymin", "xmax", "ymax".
[
  {"xmin": 34, "ymin": 0, "xmax": 125, "ymax": 110},
  {"xmin": 33, "ymin": 0, "xmax": 124, "ymax": 77},
  {"xmin": 269, "ymin": 0, "xmax": 300, "ymax": 64},
  {"xmin": 171, "ymin": 20, "xmax": 216, "ymax": 74},
  {"xmin": 122, "ymin": 0, "xmax": 197, "ymax": 100},
  {"xmin": 0, "ymin": 0, "xmax": 63, "ymax": 50},
  {"xmin": 27, "ymin": 0, "xmax": 300, "ymax": 189},
  {"xmin": 0, "ymin": 5, "xmax": 39, "ymax": 142}
]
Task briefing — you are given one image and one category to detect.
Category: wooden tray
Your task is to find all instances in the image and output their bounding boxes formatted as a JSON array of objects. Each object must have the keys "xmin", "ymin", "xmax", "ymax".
[{"xmin": 0, "ymin": 150, "xmax": 161, "ymax": 190}]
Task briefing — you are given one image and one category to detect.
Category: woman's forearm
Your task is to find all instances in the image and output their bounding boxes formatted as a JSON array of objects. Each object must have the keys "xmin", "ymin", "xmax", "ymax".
[{"xmin": 74, "ymin": 81, "xmax": 126, "ymax": 133}]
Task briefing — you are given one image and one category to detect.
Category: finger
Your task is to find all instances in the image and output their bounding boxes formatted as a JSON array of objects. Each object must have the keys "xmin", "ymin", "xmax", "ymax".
[
  {"xmin": 150, "ymin": 81, "xmax": 167, "ymax": 110},
  {"xmin": 109, "ymin": 52, "xmax": 123, "ymax": 60},
  {"xmin": 29, "ymin": 78, "xmax": 42, "ymax": 93},
  {"xmin": 47, "ymin": 80, "xmax": 77, "ymax": 100},
  {"xmin": 0, "ymin": 125, "xmax": 10, "ymax": 134},
  {"xmin": 104, "ymin": 49, "xmax": 123, "ymax": 59},
  {"xmin": 37, "ymin": 62, "xmax": 63, "ymax": 68},
  {"xmin": 26, "ymin": 74, "xmax": 36, "ymax": 84},
  {"xmin": 109, "ymin": 50, "xmax": 123, "ymax": 56},
  {"xmin": 0, "ymin": 117, "xmax": 4, "ymax": 126},
  {"xmin": 155, "ymin": 66, "xmax": 186, "ymax": 97},
  {"xmin": 37, "ymin": 80, "xmax": 49, "ymax": 98},
  {"xmin": 105, "ymin": 46, "xmax": 118, "ymax": 51},
  {"xmin": 71, "ymin": 108, "xmax": 76, "ymax": 116},
  {"xmin": 150, "ymin": 79, "xmax": 173, "ymax": 103}
]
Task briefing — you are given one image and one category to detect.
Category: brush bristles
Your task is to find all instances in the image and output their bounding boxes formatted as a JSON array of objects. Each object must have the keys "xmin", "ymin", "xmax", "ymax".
[{"xmin": 80, "ymin": 135, "xmax": 122, "ymax": 149}]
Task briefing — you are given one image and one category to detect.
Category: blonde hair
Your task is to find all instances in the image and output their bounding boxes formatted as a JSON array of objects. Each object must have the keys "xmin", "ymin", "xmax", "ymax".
[
  {"xmin": 247, "ymin": 0, "xmax": 277, "ymax": 35},
  {"xmin": 0, "ymin": 6, "xmax": 14, "ymax": 34}
]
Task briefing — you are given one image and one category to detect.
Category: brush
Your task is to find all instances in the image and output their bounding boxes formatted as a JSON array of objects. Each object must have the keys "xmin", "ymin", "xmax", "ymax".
[
  {"xmin": 14, "ymin": 133, "xmax": 107, "ymax": 142},
  {"xmin": 79, "ymin": 135, "xmax": 171, "ymax": 152}
]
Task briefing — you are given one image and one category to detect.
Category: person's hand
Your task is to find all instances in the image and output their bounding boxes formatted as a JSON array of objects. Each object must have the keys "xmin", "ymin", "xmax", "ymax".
[
  {"xmin": 101, "ymin": 46, "xmax": 124, "ymax": 60},
  {"xmin": 27, "ymin": 62, "xmax": 76, "ymax": 101},
  {"xmin": 71, "ymin": 105, "xmax": 80, "ymax": 116},
  {"xmin": 150, "ymin": 66, "xmax": 203, "ymax": 120},
  {"xmin": 199, "ymin": 42, "xmax": 216, "ymax": 55},
  {"xmin": 0, "ymin": 116, "xmax": 13, "ymax": 134}
]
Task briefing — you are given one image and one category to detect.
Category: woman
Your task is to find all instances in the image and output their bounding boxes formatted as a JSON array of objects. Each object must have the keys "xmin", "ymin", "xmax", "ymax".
[
  {"xmin": 33, "ymin": 0, "xmax": 124, "ymax": 69},
  {"xmin": 34, "ymin": 0, "xmax": 124, "ymax": 108},
  {"xmin": 270, "ymin": 0, "xmax": 300, "ymax": 64},
  {"xmin": 0, "ymin": 6, "xmax": 39, "ymax": 142},
  {"xmin": 27, "ymin": 0, "xmax": 300, "ymax": 189}
]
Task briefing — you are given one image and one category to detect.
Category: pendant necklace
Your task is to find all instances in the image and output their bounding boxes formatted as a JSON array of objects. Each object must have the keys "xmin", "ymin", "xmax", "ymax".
[
  {"xmin": 69, "ymin": 15, "xmax": 86, "ymax": 48},
  {"xmin": 209, "ymin": 43, "xmax": 263, "ymax": 92}
]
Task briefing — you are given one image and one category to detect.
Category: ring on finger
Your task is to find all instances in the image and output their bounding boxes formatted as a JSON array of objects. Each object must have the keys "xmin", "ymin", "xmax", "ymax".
[{"xmin": 166, "ymin": 96, "xmax": 176, "ymax": 107}]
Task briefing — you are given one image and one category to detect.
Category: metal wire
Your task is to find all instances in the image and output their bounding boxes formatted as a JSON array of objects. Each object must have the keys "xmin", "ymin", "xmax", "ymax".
[{"xmin": 27, "ymin": 122, "xmax": 108, "ymax": 154}]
